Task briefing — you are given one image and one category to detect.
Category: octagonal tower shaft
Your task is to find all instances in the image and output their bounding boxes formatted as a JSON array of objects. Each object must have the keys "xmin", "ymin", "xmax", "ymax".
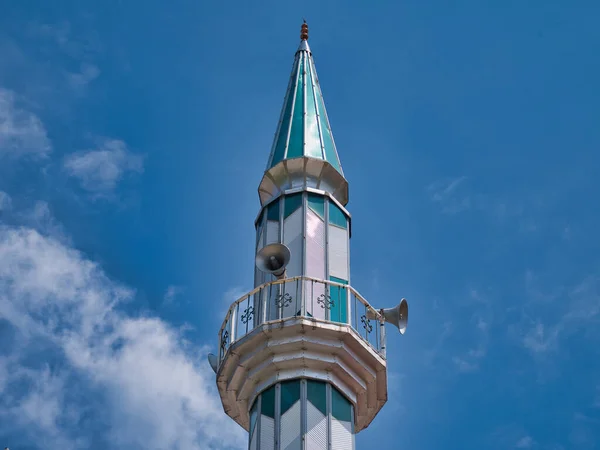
[{"xmin": 215, "ymin": 24, "xmax": 388, "ymax": 450}]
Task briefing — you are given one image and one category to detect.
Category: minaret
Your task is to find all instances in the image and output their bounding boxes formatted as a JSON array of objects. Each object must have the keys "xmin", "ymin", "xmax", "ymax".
[{"xmin": 212, "ymin": 22, "xmax": 408, "ymax": 450}]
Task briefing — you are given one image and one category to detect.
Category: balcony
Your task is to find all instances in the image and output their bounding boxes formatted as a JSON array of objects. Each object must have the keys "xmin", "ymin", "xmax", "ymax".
[
  {"xmin": 215, "ymin": 276, "xmax": 388, "ymax": 432},
  {"xmin": 217, "ymin": 276, "xmax": 385, "ymax": 370}
]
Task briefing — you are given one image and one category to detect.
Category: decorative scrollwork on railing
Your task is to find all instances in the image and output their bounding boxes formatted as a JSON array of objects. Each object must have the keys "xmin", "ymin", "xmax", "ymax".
[
  {"xmin": 221, "ymin": 330, "xmax": 229, "ymax": 351},
  {"xmin": 241, "ymin": 306, "xmax": 254, "ymax": 324},
  {"xmin": 217, "ymin": 277, "xmax": 386, "ymax": 359},
  {"xmin": 360, "ymin": 314, "xmax": 373, "ymax": 334},
  {"xmin": 275, "ymin": 292, "xmax": 293, "ymax": 308},
  {"xmin": 316, "ymin": 293, "xmax": 334, "ymax": 310}
]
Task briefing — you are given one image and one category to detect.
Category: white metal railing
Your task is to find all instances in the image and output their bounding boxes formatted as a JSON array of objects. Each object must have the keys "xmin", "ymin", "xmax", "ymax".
[{"xmin": 217, "ymin": 276, "xmax": 385, "ymax": 368}]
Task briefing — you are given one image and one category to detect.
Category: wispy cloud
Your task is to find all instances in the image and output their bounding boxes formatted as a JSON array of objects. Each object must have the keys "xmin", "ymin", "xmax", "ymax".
[
  {"xmin": 452, "ymin": 356, "xmax": 480, "ymax": 373},
  {"xmin": 385, "ymin": 371, "xmax": 406, "ymax": 415},
  {"xmin": 426, "ymin": 176, "xmax": 470, "ymax": 214},
  {"xmin": 515, "ymin": 272, "xmax": 600, "ymax": 357},
  {"xmin": 0, "ymin": 221, "xmax": 245, "ymax": 449},
  {"xmin": 63, "ymin": 139, "xmax": 144, "ymax": 196},
  {"xmin": 0, "ymin": 88, "xmax": 51, "ymax": 159},
  {"xmin": 594, "ymin": 384, "xmax": 600, "ymax": 409},
  {"xmin": 219, "ymin": 286, "xmax": 249, "ymax": 321},
  {"xmin": 522, "ymin": 322, "xmax": 561, "ymax": 354},
  {"xmin": 566, "ymin": 275, "xmax": 600, "ymax": 320},
  {"xmin": 450, "ymin": 289, "xmax": 492, "ymax": 373},
  {"xmin": 452, "ymin": 332, "xmax": 488, "ymax": 373},
  {"xmin": 486, "ymin": 425, "xmax": 538, "ymax": 450},
  {"xmin": 19, "ymin": 201, "xmax": 71, "ymax": 244},
  {"xmin": 426, "ymin": 177, "xmax": 537, "ymax": 232},
  {"xmin": 25, "ymin": 21, "xmax": 102, "ymax": 96},
  {"xmin": 164, "ymin": 285, "xmax": 185, "ymax": 305},
  {"xmin": 67, "ymin": 63, "xmax": 100, "ymax": 92},
  {"xmin": 423, "ymin": 319, "xmax": 453, "ymax": 367},
  {"xmin": 570, "ymin": 413, "xmax": 598, "ymax": 449},
  {"xmin": 515, "ymin": 435, "xmax": 534, "ymax": 448},
  {"xmin": 4, "ymin": 366, "xmax": 81, "ymax": 448},
  {"xmin": 0, "ymin": 191, "xmax": 11, "ymax": 211}
]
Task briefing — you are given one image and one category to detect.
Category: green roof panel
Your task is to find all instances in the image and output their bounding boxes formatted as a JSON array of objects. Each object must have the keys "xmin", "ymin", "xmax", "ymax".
[{"xmin": 266, "ymin": 38, "xmax": 344, "ymax": 175}]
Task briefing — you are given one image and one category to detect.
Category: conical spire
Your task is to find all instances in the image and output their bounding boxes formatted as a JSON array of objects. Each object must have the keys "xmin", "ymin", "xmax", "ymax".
[
  {"xmin": 259, "ymin": 22, "xmax": 348, "ymax": 207},
  {"xmin": 266, "ymin": 22, "xmax": 343, "ymax": 175}
]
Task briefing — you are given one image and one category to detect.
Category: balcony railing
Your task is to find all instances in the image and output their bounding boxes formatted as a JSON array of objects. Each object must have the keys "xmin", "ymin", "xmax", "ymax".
[{"xmin": 217, "ymin": 276, "xmax": 385, "ymax": 368}]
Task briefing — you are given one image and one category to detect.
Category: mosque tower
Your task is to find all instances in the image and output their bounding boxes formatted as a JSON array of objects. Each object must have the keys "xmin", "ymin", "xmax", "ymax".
[{"xmin": 211, "ymin": 22, "xmax": 408, "ymax": 450}]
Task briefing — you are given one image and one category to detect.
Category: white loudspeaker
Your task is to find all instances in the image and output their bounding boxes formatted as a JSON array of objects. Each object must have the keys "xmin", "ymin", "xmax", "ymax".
[
  {"xmin": 207, "ymin": 353, "xmax": 218, "ymax": 374},
  {"xmin": 255, "ymin": 243, "xmax": 291, "ymax": 279},
  {"xmin": 366, "ymin": 298, "xmax": 409, "ymax": 334}
]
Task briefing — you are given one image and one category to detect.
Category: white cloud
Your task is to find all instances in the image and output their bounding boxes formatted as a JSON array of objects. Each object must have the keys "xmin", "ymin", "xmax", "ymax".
[
  {"xmin": 0, "ymin": 88, "xmax": 51, "ymax": 158},
  {"xmin": 452, "ymin": 356, "xmax": 479, "ymax": 373},
  {"xmin": 426, "ymin": 176, "xmax": 470, "ymax": 214},
  {"xmin": 20, "ymin": 200, "xmax": 71, "ymax": 244},
  {"xmin": 385, "ymin": 371, "xmax": 406, "ymax": 415},
  {"xmin": 164, "ymin": 285, "xmax": 185, "ymax": 305},
  {"xmin": 566, "ymin": 275, "xmax": 600, "ymax": 320},
  {"xmin": 476, "ymin": 316, "xmax": 489, "ymax": 332},
  {"xmin": 452, "ymin": 343, "xmax": 487, "ymax": 373},
  {"xmin": 450, "ymin": 290, "xmax": 491, "ymax": 373},
  {"xmin": 0, "ymin": 191, "xmax": 11, "ymax": 211},
  {"xmin": 28, "ymin": 21, "xmax": 102, "ymax": 61},
  {"xmin": 423, "ymin": 320, "xmax": 453, "ymax": 367},
  {"xmin": 486, "ymin": 424, "xmax": 536, "ymax": 450},
  {"xmin": 68, "ymin": 63, "xmax": 100, "ymax": 91},
  {"xmin": 63, "ymin": 139, "xmax": 144, "ymax": 195},
  {"xmin": 594, "ymin": 384, "xmax": 600, "ymax": 408},
  {"xmin": 515, "ymin": 435, "xmax": 534, "ymax": 448},
  {"xmin": 426, "ymin": 178, "xmax": 538, "ymax": 233},
  {"xmin": 517, "ymin": 273, "xmax": 600, "ymax": 357},
  {"xmin": 0, "ymin": 225, "xmax": 245, "ymax": 449},
  {"xmin": 220, "ymin": 286, "xmax": 248, "ymax": 319},
  {"xmin": 6, "ymin": 366, "xmax": 77, "ymax": 448},
  {"xmin": 522, "ymin": 322, "xmax": 561, "ymax": 354}
]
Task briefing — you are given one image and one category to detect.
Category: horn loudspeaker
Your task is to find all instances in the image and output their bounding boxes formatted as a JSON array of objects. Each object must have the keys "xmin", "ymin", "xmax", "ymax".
[{"xmin": 255, "ymin": 243, "xmax": 291, "ymax": 279}]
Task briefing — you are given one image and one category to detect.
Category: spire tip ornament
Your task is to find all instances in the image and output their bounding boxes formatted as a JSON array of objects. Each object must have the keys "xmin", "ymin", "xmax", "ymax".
[{"xmin": 300, "ymin": 20, "xmax": 308, "ymax": 41}]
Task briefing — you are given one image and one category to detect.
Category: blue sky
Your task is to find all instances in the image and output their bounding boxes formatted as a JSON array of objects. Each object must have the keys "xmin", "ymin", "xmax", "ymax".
[{"xmin": 0, "ymin": 1, "xmax": 599, "ymax": 449}]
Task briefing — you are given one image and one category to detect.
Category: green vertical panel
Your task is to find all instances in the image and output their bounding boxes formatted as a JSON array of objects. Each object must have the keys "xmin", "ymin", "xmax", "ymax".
[
  {"xmin": 328, "ymin": 202, "xmax": 347, "ymax": 229},
  {"xmin": 257, "ymin": 209, "xmax": 264, "ymax": 226},
  {"xmin": 305, "ymin": 61, "xmax": 322, "ymax": 158},
  {"xmin": 256, "ymin": 210, "xmax": 264, "ymax": 242},
  {"xmin": 315, "ymin": 83, "xmax": 340, "ymax": 172},
  {"xmin": 307, "ymin": 380, "xmax": 327, "ymax": 415},
  {"xmin": 267, "ymin": 200, "xmax": 280, "ymax": 221},
  {"xmin": 329, "ymin": 277, "xmax": 348, "ymax": 324},
  {"xmin": 250, "ymin": 398, "xmax": 258, "ymax": 436},
  {"xmin": 330, "ymin": 276, "xmax": 347, "ymax": 285},
  {"xmin": 261, "ymin": 386, "xmax": 276, "ymax": 419},
  {"xmin": 307, "ymin": 193, "xmax": 325, "ymax": 219},
  {"xmin": 331, "ymin": 387, "xmax": 352, "ymax": 422},
  {"xmin": 271, "ymin": 58, "xmax": 299, "ymax": 167},
  {"xmin": 286, "ymin": 55, "xmax": 305, "ymax": 159},
  {"xmin": 284, "ymin": 193, "xmax": 303, "ymax": 218},
  {"xmin": 280, "ymin": 380, "xmax": 301, "ymax": 414}
]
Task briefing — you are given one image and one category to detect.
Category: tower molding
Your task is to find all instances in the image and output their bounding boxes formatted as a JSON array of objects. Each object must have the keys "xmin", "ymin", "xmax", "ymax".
[{"xmin": 216, "ymin": 311, "xmax": 388, "ymax": 433}]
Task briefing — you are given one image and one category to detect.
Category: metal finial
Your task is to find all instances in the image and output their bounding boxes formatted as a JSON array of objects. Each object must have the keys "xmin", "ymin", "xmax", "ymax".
[{"xmin": 300, "ymin": 21, "xmax": 308, "ymax": 41}]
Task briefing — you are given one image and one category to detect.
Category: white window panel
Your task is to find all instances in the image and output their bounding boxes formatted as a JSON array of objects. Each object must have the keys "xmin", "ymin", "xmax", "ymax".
[
  {"xmin": 283, "ymin": 208, "xmax": 303, "ymax": 317},
  {"xmin": 260, "ymin": 415, "xmax": 275, "ymax": 450},
  {"xmin": 306, "ymin": 401, "xmax": 327, "ymax": 449},
  {"xmin": 328, "ymin": 225, "xmax": 348, "ymax": 281},
  {"xmin": 331, "ymin": 419, "xmax": 353, "ymax": 450}
]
